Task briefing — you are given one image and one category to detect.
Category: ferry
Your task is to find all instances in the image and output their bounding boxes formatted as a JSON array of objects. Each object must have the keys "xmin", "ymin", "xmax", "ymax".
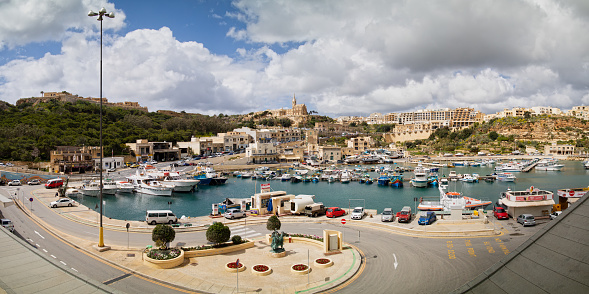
[{"xmin": 418, "ymin": 186, "xmax": 492, "ymax": 211}]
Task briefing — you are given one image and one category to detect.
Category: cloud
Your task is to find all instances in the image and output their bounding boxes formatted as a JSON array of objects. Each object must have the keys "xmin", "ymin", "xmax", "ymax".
[{"xmin": 0, "ymin": 0, "xmax": 125, "ymax": 49}]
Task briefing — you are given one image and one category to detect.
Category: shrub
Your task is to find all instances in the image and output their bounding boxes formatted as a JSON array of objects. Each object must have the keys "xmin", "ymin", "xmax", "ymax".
[
  {"xmin": 206, "ymin": 222, "xmax": 231, "ymax": 246},
  {"xmin": 152, "ymin": 224, "xmax": 176, "ymax": 250},
  {"xmin": 231, "ymin": 235, "xmax": 243, "ymax": 245},
  {"xmin": 266, "ymin": 215, "xmax": 281, "ymax": 231}
]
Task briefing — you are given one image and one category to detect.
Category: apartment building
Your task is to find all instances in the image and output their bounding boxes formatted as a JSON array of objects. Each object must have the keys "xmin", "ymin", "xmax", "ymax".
[
  {"xmin": 318, "ymin": 146, "xmax": 342, "ymax": 163},
  {"xmin": 246, "ymin": 142, "xmax": 279, "ymax": 164},
  {"xmin": 347, "ymin": 136, "xmax": 374, "ymax": 153},
  {"xmin": 544, "ymin": 142, "xmax": 575, "ymax": 155},
  {"xmin": 125, "ymin": 139, "xmax": 180, "ymax": 162}
]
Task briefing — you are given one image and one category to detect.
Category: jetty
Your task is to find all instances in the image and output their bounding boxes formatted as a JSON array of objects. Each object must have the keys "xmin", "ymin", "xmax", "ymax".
[{"xmin": 521, "ymin": 162, "xmax": 539, "ymax": 172}]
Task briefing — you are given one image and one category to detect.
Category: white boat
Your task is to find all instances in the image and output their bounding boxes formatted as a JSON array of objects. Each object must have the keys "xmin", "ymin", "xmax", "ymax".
[
  {"xmin": 102, "ymin": 179, "xmax": 118, "ymax": 195},
  {"xmin": 461, "ymin": 174, "xmax": 477, "ymax": 183},
  {"xmin": 65, "ymin": 188, "xmax": 82, "ymax": 198},
  {"xmin": 496, "ymin": 172, "xmax": 516, "ymax": 182},
  {"xmin": 280, "ymin": 173, "xmax": 292, "ymax": 181},
  {"xmin": 147, "ymin": 169, "xmax": 200, "ymax": 192},
  {"xmin": 240, "ymin": 172, "xmax": 253, "ymax": 179},
  {"xmin": 535, "ymin": 159, "xmax": 564, "ymax": 171},
  {"xmin": 80, "ymin": 181, "xmax": 100, "ymax": 197},
  {"xmin": 139, "ymin": 180, "xmax": 174, "ymax": 196},
  {"xmin": 116, "ymin": 181, "xmax": 135, "ymax": 193},
  {"xmin": 584, "ymin": 160, "xmax": 589, "ymax": 169},
  {"xmin": 418, "ymin": 185, "xmax": 492, "ymax": 211},
  {"xmin": 411, "ymin": 165, "xmax": 429, "ymax": 188},
  {"xmin": 447, "ymin": 171, "xmax": 460, "ymax": 181}
]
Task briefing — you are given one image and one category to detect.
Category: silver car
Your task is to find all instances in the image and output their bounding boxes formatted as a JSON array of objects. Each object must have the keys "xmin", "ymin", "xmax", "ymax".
[
  {"xmin": 381, "ymin": 208, "xmax": 394, "ymax": 222},
  {"xmin": 517, "ymin": 214, "xmax": 536, "ymax": 226},
  {"xmin": 224, "ymin": 208, "xmax": 246, "ymax": 220}
]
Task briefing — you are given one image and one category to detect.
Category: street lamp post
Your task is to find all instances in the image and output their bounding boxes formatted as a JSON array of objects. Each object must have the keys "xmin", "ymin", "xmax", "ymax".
[{"xmin": 88, "ymin": 7, "xmax": 114, "ymax": 249}]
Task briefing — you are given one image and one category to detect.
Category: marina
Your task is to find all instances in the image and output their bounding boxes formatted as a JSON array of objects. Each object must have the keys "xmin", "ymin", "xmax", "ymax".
[{"xmin": 71, "ymin": 160, "xmax": 589, "ymax": 221}]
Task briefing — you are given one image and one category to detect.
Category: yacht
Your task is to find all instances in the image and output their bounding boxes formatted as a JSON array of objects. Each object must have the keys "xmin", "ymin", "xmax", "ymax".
[
  {"xmin": 496, "ymin": 172, "xmax": 516, "ymax": 182},
  {"xmin": 138, "ymin": 180, "xmax": 174, "ymax": 196},
  {"xmin": 102, "ymin": 179, "xmax": 118, "ymax": 195},
  {"xmin": 535, "ymin": 159, "xmax": 564, "ymax": 171},
  {"xmin": 410, "ymin": 165, "xmax": 429, "ymax": 188},
  {"xmin": 116, "ymin": 181, "xmax": 135, "ymax": 193},
  {"xmin": 280, "ymin": 173, "xmax": 292, "ymax": 181},
  {"xmin": 80, "ymin": 181, "xmax": 100, "ymax": 197}
]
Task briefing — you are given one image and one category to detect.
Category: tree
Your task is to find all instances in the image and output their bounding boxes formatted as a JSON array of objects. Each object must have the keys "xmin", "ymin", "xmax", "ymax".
[
  {"xmin": 152, "ymin": 224, "xmax": 176, "ymax": 250},
  {"xmin": 206, "ymin": 222, "xmax": 231, "ymax": 245},
  {"xmin": 266, "ymin": 215, "xmax": 281, "ymax": 231},
  {"xmin": 488, "ymin": 131, "xmax": 499, "ymax": 141}
]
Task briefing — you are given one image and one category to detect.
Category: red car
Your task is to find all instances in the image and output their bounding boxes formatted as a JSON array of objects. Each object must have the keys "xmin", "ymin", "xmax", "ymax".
[
  {"xmin": 494, "ymin": 206, "xmax": 509, "ymax": 220},
  {"xmin": 326, "ymin": 207, "xmax": 346, "ymax": 218}
]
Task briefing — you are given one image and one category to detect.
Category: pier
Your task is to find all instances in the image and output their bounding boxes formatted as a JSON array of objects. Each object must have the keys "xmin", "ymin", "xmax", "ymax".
[{"xmin": 521, "ymin": 162, "xmax": 539, "ymax": 172}]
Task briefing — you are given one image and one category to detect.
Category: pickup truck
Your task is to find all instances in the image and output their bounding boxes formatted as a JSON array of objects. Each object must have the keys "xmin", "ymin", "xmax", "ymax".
[
  {"xmin": 396, "ymin": 206, "xmax": 412, "ymax": 223},
  {"xmin": 305, "ymin": 203, "xmax": 327, "ymax": 217}
]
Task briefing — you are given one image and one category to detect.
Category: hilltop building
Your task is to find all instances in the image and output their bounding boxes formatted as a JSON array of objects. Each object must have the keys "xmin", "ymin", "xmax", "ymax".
[
  {"xmin": 252, "ymin": 94, "xmax": 310, "ymax": 125},
  {"xmin": 17, "ymin": 91, "xmax": 148, "ymax": 112}
]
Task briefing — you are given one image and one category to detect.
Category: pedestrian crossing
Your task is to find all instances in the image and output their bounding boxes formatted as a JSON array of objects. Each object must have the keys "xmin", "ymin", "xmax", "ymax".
[{"xmin": 230, "ymin": 225, "xmax": 262, "ymax": 239}]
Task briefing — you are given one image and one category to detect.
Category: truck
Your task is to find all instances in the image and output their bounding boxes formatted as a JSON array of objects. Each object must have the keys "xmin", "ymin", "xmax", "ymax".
[
  {"xmin": 304, "ymin": 203, "xmax": 327, "ymax": 217},
  {"xmin": 396, "ymin": 206, "xmax": 412, "ymax": 223}
]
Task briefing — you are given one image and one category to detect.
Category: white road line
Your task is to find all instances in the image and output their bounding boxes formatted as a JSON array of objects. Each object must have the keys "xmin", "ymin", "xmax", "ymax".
[
  {"xmin": 60, "ymin": 261, "xmax": 67, "ymax": 266},
  {"xmin": 26, "ymin": 238, "xmax": 33, "ymax": 243},
  {"xmin": 42, "ymin": 249, "xmax": 48, "ymax": 253},
  {"xmin": 71, "ymin": 268, "xmax": 78, "ymax": 272},
  {"xmin": 36, "ymin": 244, "xmax": 40, "ymax": 248},
  {"xmin": 50, "ymin": 255, "xmax": 56, "ymax": 259},
  {"xmin": 34, "ymin": 231, "xmax": 45, "ymax": 239}
]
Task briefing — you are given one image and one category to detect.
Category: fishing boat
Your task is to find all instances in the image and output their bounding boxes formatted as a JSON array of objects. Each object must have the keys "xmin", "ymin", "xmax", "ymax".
[
  {"xmin": 102, "ymin": 179, "xmax": 118, "ymax": 195},
  {"xmin": 390, "ymin": 174, "xmax": 403, "ymax": 187},
  {"xmin": 377, "ymin": 174, "xmax": 390, "ymax": 186},
  {"xmin": 291, "ymin": 175, "xmax": 302, "ymax": 183},
  {"xmin": 418, "ymin": 185, "xmax": 492, "ymax": 211},
  {"xmin": 365, "ymin": 178, "xmax": 374, "ymax": 185},
  {"xmin": 427, "ymin": 174, "xmax": 439, "ymax": 186}
]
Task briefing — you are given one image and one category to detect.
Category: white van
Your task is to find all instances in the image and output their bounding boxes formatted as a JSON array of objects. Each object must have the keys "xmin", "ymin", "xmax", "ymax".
[{"xmin": 145, "ymin": 210, "xmax": 178, "ymax": 225}]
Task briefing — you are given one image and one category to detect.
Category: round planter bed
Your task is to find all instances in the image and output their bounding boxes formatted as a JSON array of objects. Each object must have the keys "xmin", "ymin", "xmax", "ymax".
[
  {"xmin": 314, "ymin": 258, "xmax": 333, "ymax": 268},
  {"xmin": 143, "ymin": 249, "xmax": 185, "ymax": 269},
  {"xmin": 225, "ymin": 262, "xmax": 246, "ymax": 273},
  {"xmin": 291, "ymin": 264, "xmax": 311, "ymax": 275},
  {"xmin": 251, "ymin": 264, "xmax": 272, "ymax": 276}
]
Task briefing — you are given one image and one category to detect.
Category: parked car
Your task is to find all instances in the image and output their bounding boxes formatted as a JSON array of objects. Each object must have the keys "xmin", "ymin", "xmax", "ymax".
[
  {"xmin": 493, "ymin": 206, "xmax": 509, "ymax": 220},
  {"xmin": 304, "ymin": 203, "xmax": 327, "ymax": 217},
  {"xmin": 130, "ymin": 164, "xmax": 139, "ymax": 168},
  {"xmin": 351, "ymin": 207, "xmax": 365, "ymax": 220},
  {"xmin": 107, "ymin": 168, "xmax": 116, "ymax": 172},
  {"xmin": 224, "ymin": 208, "xmax": 246, "ymax": 220},
  {"xmin": 550, "ymin": 211, "xmax": 562, "ymax": 220},
  {"xmin": 326, "ymin": 207, "xmax": 346, "ymax": 218},
  {"xmin": 517, "ymin": 214, "xmax": 536, "ymax": 226},
  {"xmin": 27, "ymin": 179, "xmax": 41, "ymax": 185},
  {"xmin": 50, "ymin": 198, "xmax": 76, "ymax": 208},
  {"xmin": 45, "ymin": 178, "xmax": 63, "ymax": 189},
  {"xmin": 1, "ymin": 219, "xmax": 14, "ymax": 232},
  {"xmin": 396, "ymin": 206, "xmax": 412, "ymax": 223},
  {"xmin": 418, "ymin": 211, "xmax": 437, "ymax": 225},
  {"xmin": 8, "ymin": 180, "xmax": 21, "ymax": 186},
  {"xmin": 381, "ymin": 208, "xmax": 394, "ymax": 222}
]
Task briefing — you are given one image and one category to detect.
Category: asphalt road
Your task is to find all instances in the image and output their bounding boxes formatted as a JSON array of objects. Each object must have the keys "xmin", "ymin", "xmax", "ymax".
[{"xmin": 1, "ymin": 184, "xmax": 546, "ymax": 293}]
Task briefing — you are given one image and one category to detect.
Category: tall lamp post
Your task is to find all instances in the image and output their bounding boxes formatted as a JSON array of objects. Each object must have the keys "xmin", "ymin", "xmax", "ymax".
[{"xmin": 88, "ymin": 7, "xmax": 114, "ymax": 249}]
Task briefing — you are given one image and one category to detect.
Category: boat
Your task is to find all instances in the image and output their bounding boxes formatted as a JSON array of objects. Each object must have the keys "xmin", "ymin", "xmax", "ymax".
[
  {"xmin": 496, "ymin": 172, "xmax": 516, "ymax": 182},
  {"xmin": 80, "ymin": 181, "xmax": 100, "ymax": 197},
  {"xmin": 102, "ymin": 179, "xmax": 118, "ymax": 195},
  {"xmin": 461, "ymin": 174, "xmax": 477, "ymax": 183},
  {"xmin": 390, "ymin": 174, "xmax": 403, "ymax": 187},
  {"xmin": 556, "ymin": 187, "xmax": 589, "ymax": 198},
  {"xmin": 240, "ymin": 172, "xmax": 253, "ymax": 179},
  {"xmin": 447, "ymin": 171, "xmax": 460, "ymax": 181},
  {"xmin": 280, "ymin": 173, "xmax": 292, "ymax": 181},
  {"xmin": 116, "ymin": 181, "xmax": 135, "ymax": 193},
  {"xmin": 535, "ymin": 160, "xmax": 564, "ymax": 171},
  {"xmin": 194, "ymin": 167, "xmax": 227, "ymax": 185},
  {"xmin": 138, "ymin": 180, "xmax": 174, "ymax": 196},
  {"xmin": 377, "ymin": 175, "xmax": 390, "ymax": 186},
  {"xmin": 148, "ymin": 169, "xmax": 200, "ymax": 192},
  {"xmin": 584, "ymin": 160, "xmax": 589, "ymax": 169},
  {"xmin": 65, "ymin": 188, "xmax": 82, "ymax": 198},
  {"xmin": 410, "ymin": 165, "xmax": 429, "ymax": 188},
  {"xmin": 427, "ymin": 174, "xmax": 439, "ymax": 186},
  {"xmin": 365, "ymin": 178, "xmax": 374, "ymax": 185},
  {"xmin": 291, "ymin": 175, "xmax": 302, "ymax": 183},
  {"xmin": 418, "ymin": 185, "xmax": 492, "ymax": 211}
]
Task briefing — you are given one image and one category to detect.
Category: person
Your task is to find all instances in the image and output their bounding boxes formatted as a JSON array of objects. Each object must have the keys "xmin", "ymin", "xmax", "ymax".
[{"xmin": 55, "ymin": 192, "xmax": 58, "ymax": 197}]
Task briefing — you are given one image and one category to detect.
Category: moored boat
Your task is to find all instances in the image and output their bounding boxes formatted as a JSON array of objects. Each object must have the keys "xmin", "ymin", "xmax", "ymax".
[{"xmin": 418, "ymin": 186, "xmax": 492, "ymax": 211}]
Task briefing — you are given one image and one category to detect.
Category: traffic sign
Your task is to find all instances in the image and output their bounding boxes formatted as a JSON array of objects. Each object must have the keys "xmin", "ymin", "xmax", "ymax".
[
  {"xmin": 569, "ymin": 190, "xmax": 575, "ymax": 197},
  {"xmin": 341, "ymin": 219, "xmax": 346, "ymax": 224},
  {"xmin": 29, "ymin": 197, "xmax": 33, "ymax": 202}
]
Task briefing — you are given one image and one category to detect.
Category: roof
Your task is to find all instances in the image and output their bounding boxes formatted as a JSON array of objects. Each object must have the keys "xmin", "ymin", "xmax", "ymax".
[
  {"xmin": 500, "ymin": 198, "xmax": 555, "ymax": 207},
  {"xmin": 453, "ymin": 193, "xmax": 589, "ymax": 293}
]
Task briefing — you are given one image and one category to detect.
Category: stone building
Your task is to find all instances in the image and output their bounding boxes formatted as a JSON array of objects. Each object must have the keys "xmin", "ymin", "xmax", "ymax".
[
  {"xmin": 17, "ymin": 91, "xmax": 148, "ymax": 112},
  {"xmin": 246, "ymin": 142, "xmax": 279, "ymax": 164},
  {"xmin": 346, "ymin": 137, "xmax": 374, "ymax": 153},
  {"xmin": 318, "ymin": 146, "xmax": 342, "ymax": 163},
  {"xmin": 125, "ymin": 139, "xmax": 180, "ymax": 162},
  {"xmin": 544, "ymin": 143, "xmax": 575, "ymax": 156},
  {"xmin": 49, "ymin": 146, "xmax": 99, "ymax": 173}
]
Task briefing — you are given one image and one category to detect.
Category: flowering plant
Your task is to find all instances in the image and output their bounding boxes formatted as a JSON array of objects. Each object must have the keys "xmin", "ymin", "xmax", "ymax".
[
  {"xmin": 288, "ymin": 233, "xmax": 324, "ymax": 242},
  {"xmin": 226, "ymin": 262, "xmax": 243, "ymax": 269},
  {"xmin": 146, "ymin": 248, "xmax": 181, "ymax": 260},
  {"xmin": 253, "ymin": 265, "xmax": 269, "ymax": 272},
  {"xmin": 315, "ymin": 258, "xmax": 331, "ymax": 264},
  {"xmin": 292, "ymin": 264, "xmax": 309, "ymax": 271},
  {"xmin": 182, "ymin": 239, "xmax": 249, "ymax": 251}
]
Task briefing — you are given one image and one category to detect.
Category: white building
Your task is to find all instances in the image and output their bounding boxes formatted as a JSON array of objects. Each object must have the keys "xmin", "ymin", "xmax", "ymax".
[{"xmin": 94, "ymin": 156, "xmax": 124, "ymax": 171}]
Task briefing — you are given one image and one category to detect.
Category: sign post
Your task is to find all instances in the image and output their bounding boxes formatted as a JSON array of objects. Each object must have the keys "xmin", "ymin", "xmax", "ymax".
[
  {"xmin": 236, "ymin": 258, "xmax": 239, "ymax": 293},
  {"xmin": 29, "ymin": 197, "xmax": 33, "ymax": 212},
  {"xmin": 126, "ymin": 223, "xmax": 130, "ymax": 249}
]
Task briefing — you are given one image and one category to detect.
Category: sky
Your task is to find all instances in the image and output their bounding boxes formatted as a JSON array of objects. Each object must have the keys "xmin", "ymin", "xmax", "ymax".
[{"xmin": 0, "ymin": 0, "xmax": 588, "ymax": 118}]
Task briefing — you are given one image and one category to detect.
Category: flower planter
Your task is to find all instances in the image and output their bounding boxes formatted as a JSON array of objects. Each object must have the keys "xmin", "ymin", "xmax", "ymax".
[
  {"xmin": 143, "ymin": 249, "xmax": 185, "ymax": 269},
  {"xmin": 251, "ymin": 264, "xmax": 272, "ymax": 276},
  {"xmin": 291, "ymin": 264, "xmax": 311, "ymax": 275},
  {"xmin": 314, "ymin": 258, "xmax": 333, "ymax": 268},
  {"xmin": 225, "ymin": 262, "xmax": 246, "ymax": 273}
]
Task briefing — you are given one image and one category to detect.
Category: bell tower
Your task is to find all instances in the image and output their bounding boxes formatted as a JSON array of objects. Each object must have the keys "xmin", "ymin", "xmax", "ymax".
[{"xmin": 292, "ymin": 93, "xmax": 296, "ymax": 109}]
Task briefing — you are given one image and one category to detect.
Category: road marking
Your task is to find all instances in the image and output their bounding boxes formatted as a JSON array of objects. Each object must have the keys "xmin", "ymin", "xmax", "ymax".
[
  {"xmin": 60, "ymin": 261, "xmax": 67, "ymax": 265},
  {"xmin": 468, "ymin": 247, "xmax": 476, "ymax": 257},
  {"xmin": 447, "ymin": 241, "xmax": 456, "ymax": 259},
  {"xmin": 36, "ymin": 244, "xmax": 40, "ymax": 248},
  {"xmin": 484, "ymin": 241, "xmax": 496, "ymax": 253},
  {"xmin": 393, "ymin": 253, "xmax": 398, "ymax": 269},
  {"xmin": 26, "ymin": 238, "xmax": 33, "ymax": 243},
  {"xmin": 50, "ymin": 255, "xmax": 56, "ymax": 259},
  {"xmin": 34, "ymin": 230, "xmax": 45, "ymax": 239},
  {"xmin": 42, "ymin": 249, "xmax": 48, "ymax": 253},
  {"xmin": 103, "ymin": 273, "xmax": 132, "ymax": 285},
  {"xmin": 71, "ymin": 268, "xmax": 78, "ymax": 272}
]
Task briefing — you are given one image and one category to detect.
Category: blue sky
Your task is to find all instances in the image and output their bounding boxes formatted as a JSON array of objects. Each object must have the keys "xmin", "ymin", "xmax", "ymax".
[{"xmin": 0, "ymin": 0, "xmax": 588, "ymax": 117}]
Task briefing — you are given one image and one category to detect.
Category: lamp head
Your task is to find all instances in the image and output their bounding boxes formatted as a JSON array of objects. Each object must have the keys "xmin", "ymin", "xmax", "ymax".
[
  {"xmin": 99, "ymin": 7, "xmax": 107, "ymax": 14},
  {"xmin": 88, "ymin": 10, "xmax": 98, "ymax": 16},
  {"xmin": 107, "ymin": 12, "xmax": 115, "ymax": 18}
]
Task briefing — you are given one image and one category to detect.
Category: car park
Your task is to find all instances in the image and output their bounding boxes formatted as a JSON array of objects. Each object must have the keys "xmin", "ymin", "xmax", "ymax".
[
  {"xmin": 27, "ymin": 179, "xmax": 41, "ymax": 185},
  {"xmin": 517, "ymin": 214, "xmax": 536, "ymax": 226},
  {"xmin": 326, "ymin": 207, "xmax": 346, "ymax": 218},
  {"xmin": 550, "ymin": 211, "xmax": 562, "ymax": 220},
  {"xmin": 418, "ymin": 211, "xmax": 437, "ymax": 225},
  {"xmin": 8, "ymin": 180, "xmax": 21, "ymax": 186},
  {"xmin": 224, "ymin": 208, "xmax": 246, "ymax": 220},
  {"xmin": 1, "ymin": 219, "xmax": 14, "ymax": 232},
  {"xmin": 493, "ymin": 206, "xmax": 509, "ymax": 220},
  {"xmin": 351, "ymin": 207, "xmax": 365, "ymax": 220},
  {"xmin": 50, "ymin": 198, "xmax": 76, "ymax": 208},
  {"xmin": 381, "ymin": 208, "xmax": 394, "ymax": 222}
]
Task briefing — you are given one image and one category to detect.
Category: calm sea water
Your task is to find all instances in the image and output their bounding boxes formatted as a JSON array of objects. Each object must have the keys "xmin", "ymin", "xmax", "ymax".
[{"xmin": 77, "ymin": 161, "xmax": 589, "ymax": 221}]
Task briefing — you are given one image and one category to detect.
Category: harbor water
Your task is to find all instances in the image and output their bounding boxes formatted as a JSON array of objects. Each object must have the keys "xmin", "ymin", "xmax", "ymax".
[{"xmin": 76, "ymin": 161, "xmax": 588, "ymax": 221}]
